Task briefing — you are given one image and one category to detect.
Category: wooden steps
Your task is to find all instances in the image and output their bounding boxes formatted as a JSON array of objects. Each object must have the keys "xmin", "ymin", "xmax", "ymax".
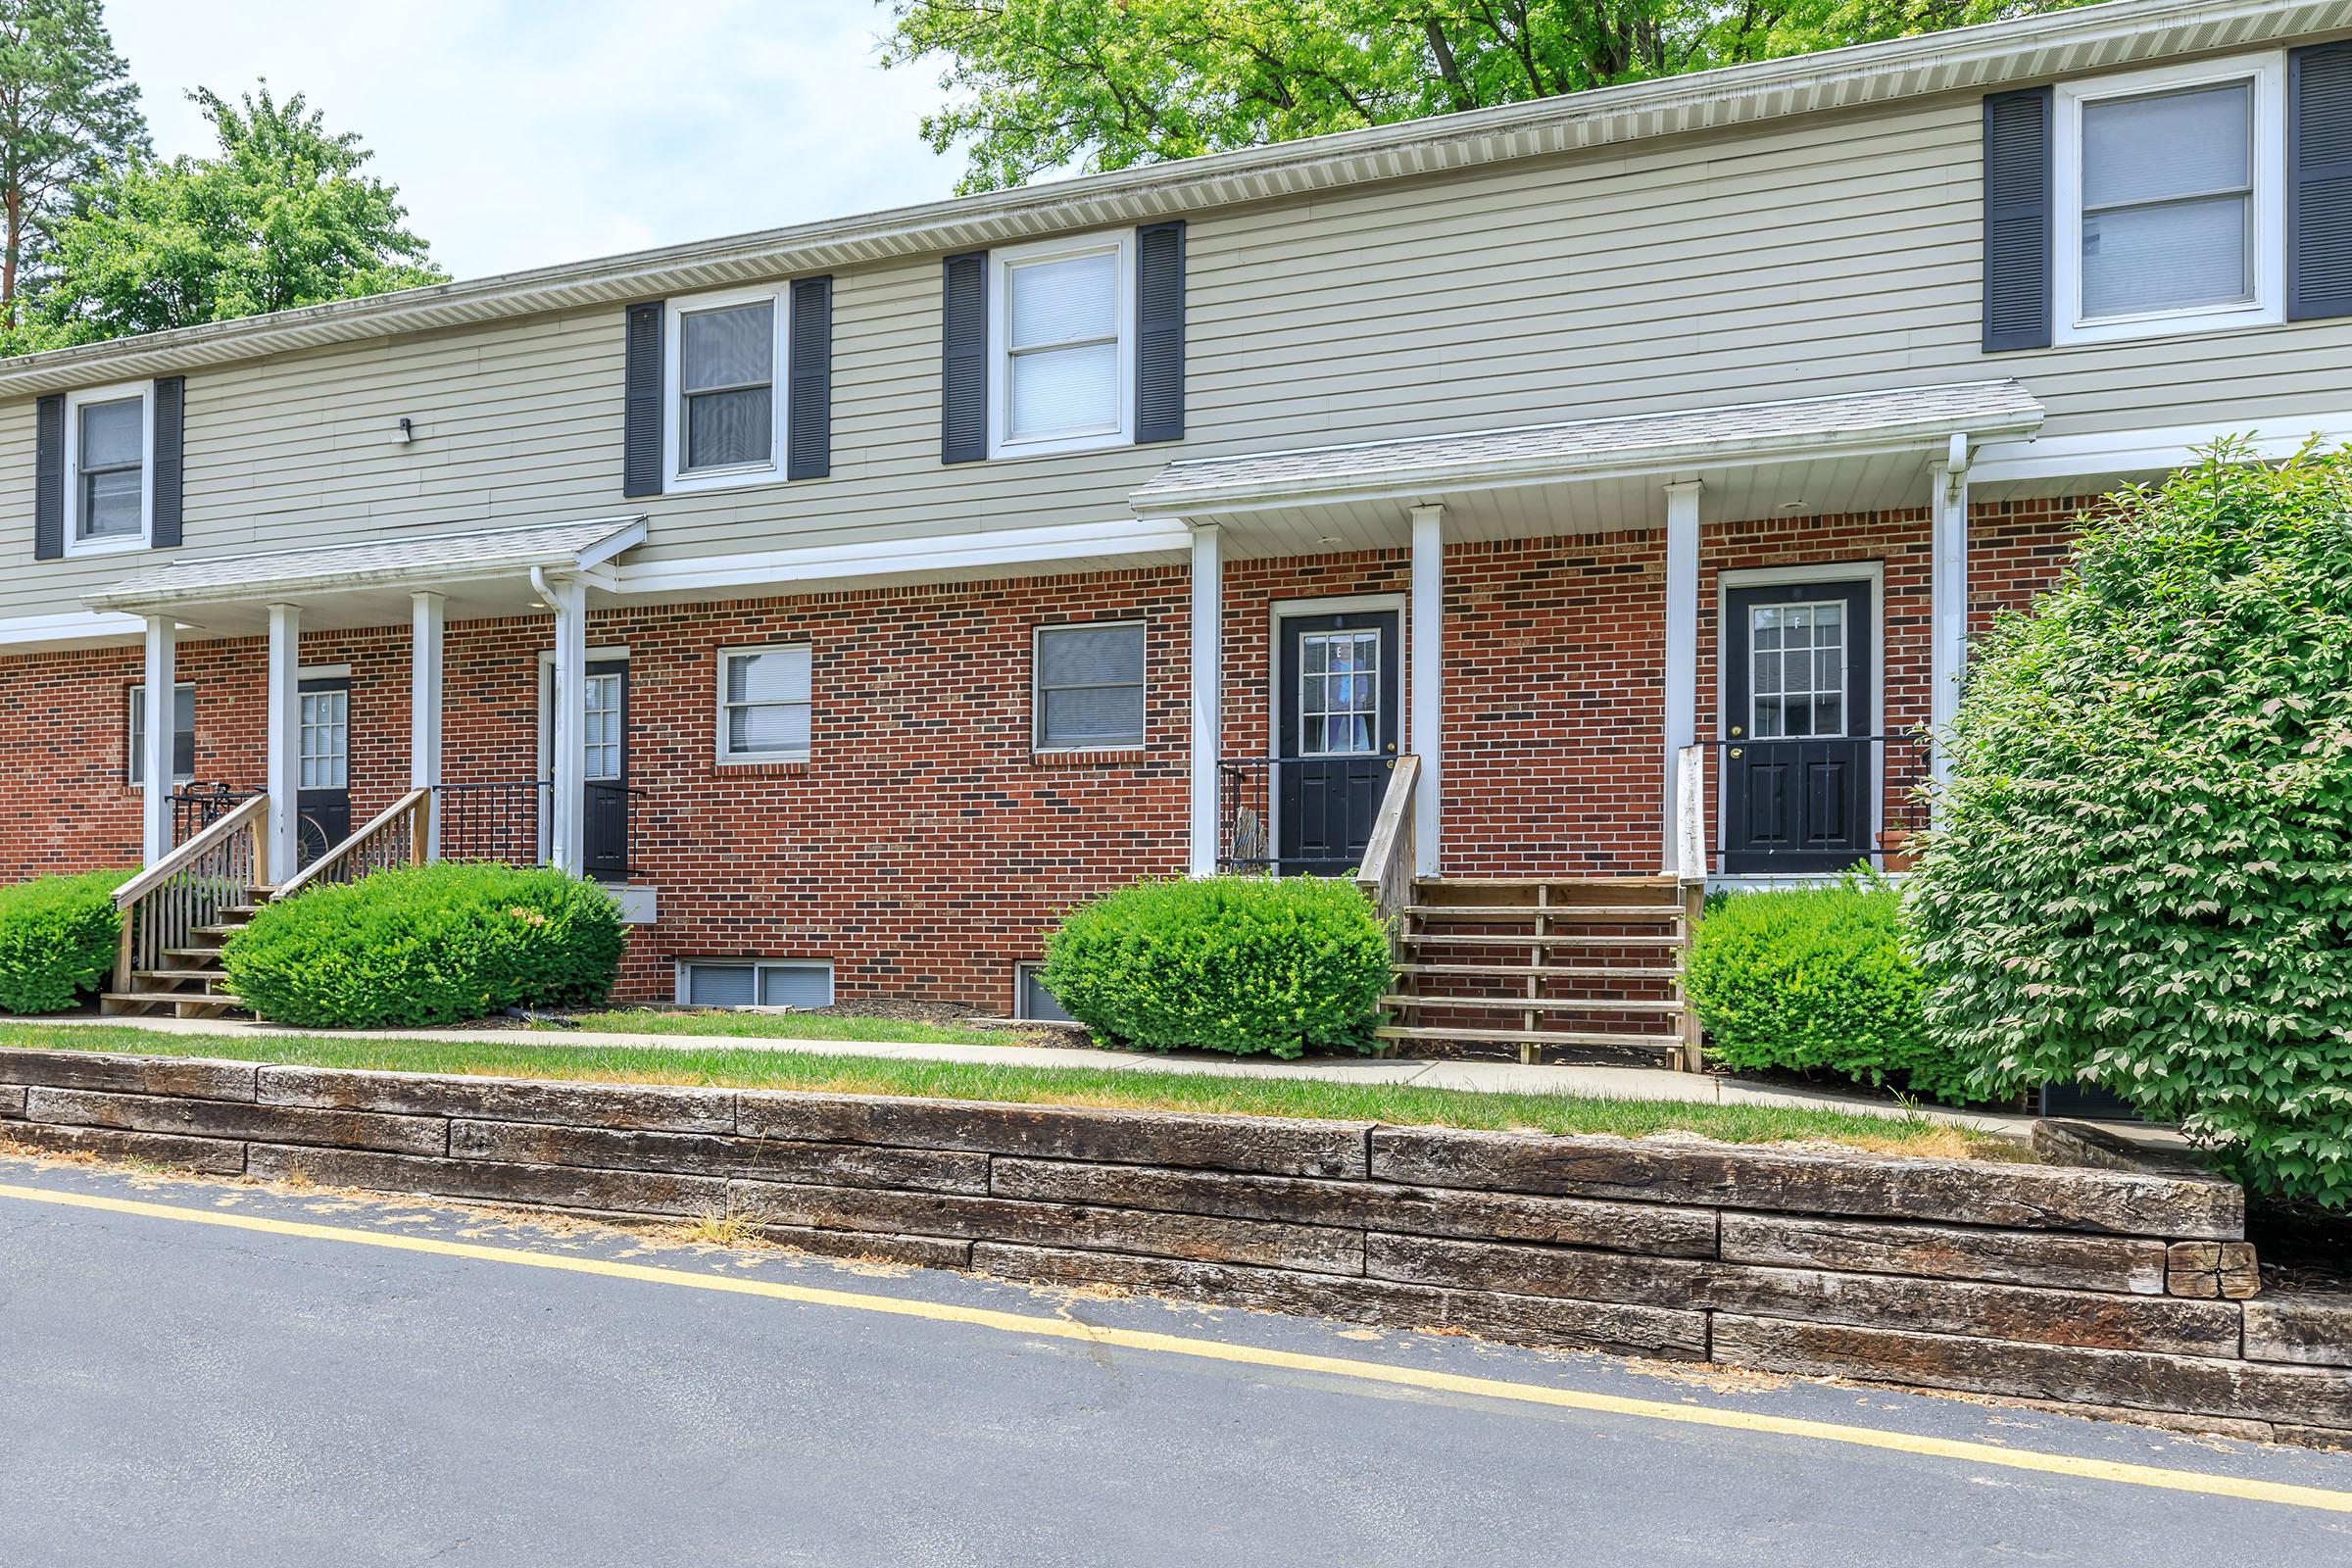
[
  {"xmin": 102, "ymin": 899, "xmax": 254, "ymax": 1020},
  {"xmin": 1382, "ymin": 875, "xmax": 1702, "ymax": 1069}
]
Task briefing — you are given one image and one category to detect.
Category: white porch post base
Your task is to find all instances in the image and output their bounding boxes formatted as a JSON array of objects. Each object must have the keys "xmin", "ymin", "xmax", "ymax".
[
  {"xmin": 1661, "ymin": 481, "xmax": 1702, "ymax": 872},
  {"xmin": 265, "ymin": 604, "xmax": 302, "ymax": 883},
  {"xmin": 1187, "ymin": 520, "xmax": 1221, "ymax": 877},
  {"xmin": 411, "ymin": 591, "xmax": 446, "ymax": 860},
  {"xmin": 139, "ymin": 614, "xmax": 177, "ymax": 866},
  {"xmin": 1409, "ymin": 504, "xmax": 1445, "ymax": 878},
  {"xmin": 546, "ymin": 577, "xmax": 588, "ymax": 875}
]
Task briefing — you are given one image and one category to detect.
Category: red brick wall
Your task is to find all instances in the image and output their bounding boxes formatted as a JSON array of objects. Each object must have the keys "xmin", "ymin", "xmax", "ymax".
[{"xmin": 0, "ymin": 498, "xmax": 2105, "ymax": 1007}]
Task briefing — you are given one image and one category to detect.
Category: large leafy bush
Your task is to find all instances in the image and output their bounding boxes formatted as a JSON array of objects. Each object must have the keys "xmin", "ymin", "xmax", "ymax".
[
  {"xmin": 1685, "ymin": 878, "xmax": 1966, "ymax": 1102},
  {"xmin": 224, "ymin": 862, "xmax": 624, "ymax": 1028},
  {"xmin": 1041, "ymin": 876, "xmax": 1392, "ymax": 1058},
  {"xmin": 0, "ymin": 868, "xmax": 132, "ymax": 1013},
  {"xmin": 1905, "ymin": 443, "xmax": 2352, "ymax": 1206}
]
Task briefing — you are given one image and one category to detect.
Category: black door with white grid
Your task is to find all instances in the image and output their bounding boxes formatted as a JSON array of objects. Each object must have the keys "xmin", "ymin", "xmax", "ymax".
[
  {"xmin": 1722, "ymin": 580, "xmax": 1873, "ymax": 873},
  {"xmin": 581, "ymin": 660, "xmax": 629, "ymax": 882},
  {"xmin": 295, "ymin": 675, "xmax": 349, "ymax": 868},
  {"xmin": 1276, "ymin": 611, "xmax": 1399, "ymax": 875}
]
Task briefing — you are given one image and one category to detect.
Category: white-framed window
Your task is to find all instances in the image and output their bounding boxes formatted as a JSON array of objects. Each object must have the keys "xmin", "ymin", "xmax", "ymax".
[
  {"xmin": 677, "ymin": 958, "xmax": 833, "ymax": 1009},
  {"xmin": 663, "ymin": 284, "xmax": 786, "ymax": 492},
  {"xmin": 988, "ymin": 230, "xmax": 1135, "ymax": 459},
  {"xmin": 64, "ymin": 381, "xmax": 156, "ymax": 555},
  {"xmin": 1014, "ymin": 963, "xmax": 1075, "ymax": 1024},
  {"xmin": 2054, "ymin": 52, "xmax": 2285, "ymax": 345},
  {"xmin": 715, "ymin": 644, "xmax": 812, "ymax": 763},
  {"xmin": 298, "ymin": 687, "xmax": 348, "ymax": 791},
  {"xmin": 126, "ymin": 682, "xmax": 195, "ymax": 786},
  {"xmin": 1033, "ymin": 620, "xmax": 1145, "ymax": 752}
]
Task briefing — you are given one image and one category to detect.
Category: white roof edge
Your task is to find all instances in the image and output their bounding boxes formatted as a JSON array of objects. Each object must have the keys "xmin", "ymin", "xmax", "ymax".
[
  {"xmin": 84, "ymin": 515, "xmax": 649, "ymax": 611},
  {"xmin": 1132, "ymin": 384, "xmax": 2045, "ymax": 515},
  {"xmin": 0, "ymin": 0, "xmax": 2328, "ymax": 396}
]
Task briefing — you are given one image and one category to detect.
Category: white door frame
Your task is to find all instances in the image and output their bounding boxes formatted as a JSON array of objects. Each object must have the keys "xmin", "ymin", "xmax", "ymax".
[{"xmin": 535, "ymin": 645, "xmax": 628, "ymax": 865}]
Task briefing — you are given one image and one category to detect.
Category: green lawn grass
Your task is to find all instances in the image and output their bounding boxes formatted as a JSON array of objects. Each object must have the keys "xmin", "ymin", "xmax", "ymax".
[
  {"xmin": 0, "ymin": 1021, "xmax": 2015, "ymax": 1158},
  {"xmin": 558, "ymin": 1007, "xmax": 1029, "ymax": 1048}
]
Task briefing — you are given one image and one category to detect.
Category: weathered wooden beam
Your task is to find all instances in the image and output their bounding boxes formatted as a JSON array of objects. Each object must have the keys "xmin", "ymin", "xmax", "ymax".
[
  {"xmin": 245, "ymin": 1145, "xmax": 730, "ymax": 1216},
  {"xmin": 2243, "ymin": 1296, "xmax": 2352, "ymax": 1368},
  {"xmin": 1720, "ymin": 1211, "xmax": 2169, "ymax": 1295},
  {"xmin": 256, "ymin": 1067, "xmax": 736, "ymax": 1133},
  {"xmin": 2164, "ymin": 1241, "xmax": 2261, "ymax": 1299},
  {"xmin": 25, "ymin": 1087, "xmax": 447, "ymax": 1157},
  {"xmin": 0, "ymin": 1121, "xmax": 247, "ymax": 1175},
  {"xmin": 0, "ymin": 1049, "xmax": 258, "ymax": 1102},
  {"xmin": 450, "ymin": 1120, "xmax": 992, "ymax": 1195}
]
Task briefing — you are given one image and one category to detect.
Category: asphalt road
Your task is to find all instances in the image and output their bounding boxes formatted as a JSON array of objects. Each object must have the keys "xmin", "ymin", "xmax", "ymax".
[{"xmin": 2, "ymin": 1152, "xmax": 2348, "ymax": 1567}]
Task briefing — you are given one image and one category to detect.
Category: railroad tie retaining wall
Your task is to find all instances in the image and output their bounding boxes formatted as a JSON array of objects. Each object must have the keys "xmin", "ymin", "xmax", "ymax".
[{"xmin": 2, "ymin": 1046, "xmax": 2346, "ymax": 1446}]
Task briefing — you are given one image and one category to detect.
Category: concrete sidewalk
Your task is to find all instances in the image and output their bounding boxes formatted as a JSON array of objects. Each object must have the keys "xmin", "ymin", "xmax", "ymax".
[{"xmin": 34, "ymin": 1011, "xmax": 2030, "ymax": 1134}]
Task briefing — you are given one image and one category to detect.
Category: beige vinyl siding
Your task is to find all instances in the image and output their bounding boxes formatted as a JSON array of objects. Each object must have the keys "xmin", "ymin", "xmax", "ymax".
[{"xmin": 3, "ymin": 68, "xmax": 2349, "ymax": 622}]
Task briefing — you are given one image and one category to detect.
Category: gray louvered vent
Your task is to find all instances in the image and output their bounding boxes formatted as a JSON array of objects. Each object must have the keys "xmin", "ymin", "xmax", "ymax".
[
  {"xmin": 32, "ymin": 394, "xmax": 62, "ymax": 562},
  {"xmin": 1983, "ymin": 87, "xmax": 2053, "ymax": 352},
  {"xmin": 622, "ymin": 301, "xmax": 665, "ymax": 498},
  {"xmin": 788, "ymin": 275, "xmax": 832, "ymax": 479},
  {"xmin": 941, "ymin": 251, "xmax": 988, "ymax": 464},
  {"xmin": 2291, "ymin": 40, "xmax": 2352, "ymax": 320},
  {"xmin": 1136, "ymin": 220, "xmax": 1185, "ymax": 443}
]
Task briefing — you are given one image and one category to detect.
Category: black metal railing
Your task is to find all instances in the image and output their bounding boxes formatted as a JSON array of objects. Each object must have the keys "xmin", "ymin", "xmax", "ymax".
[
  {"xmin": 436, "ymin": 780, "xmax": 550, "ymax": 866},
  {"xmin": 171, "ymin": 783, "xmax": 266, "ymax": 847},
  {"xmin": 1695, "ymin": 733, "xmax": 1931, "ymax": 875},
  {"xmin": 1216, "ymin": 755, "xmax": 1397, "ymax": 876}
]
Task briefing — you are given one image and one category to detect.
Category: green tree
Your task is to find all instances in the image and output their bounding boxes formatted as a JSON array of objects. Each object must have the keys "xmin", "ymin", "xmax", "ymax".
[
  {"xmin": 21, "ymin": 82, "xmax": 445, "ymax": 347},
  {"xmin": 881, "ymin": 0, "xmax": 2090, "ymax": 193},
  {"xmin": 0, "ymin": 0, "xmax": 147, "ymax": 326},
  {"xmin": 1903, "ymin": 444, "xmax": 2352, "ymax": 1208}
]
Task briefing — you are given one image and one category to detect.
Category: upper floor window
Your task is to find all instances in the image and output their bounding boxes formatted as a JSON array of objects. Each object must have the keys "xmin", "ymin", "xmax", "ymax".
[
  {"xmin": 663, "ymin": 286, "xmax": 785, "ymax": 492},
  {"xmin": 989, "ymin": 232, "xmax": 1134, "ymax": 458},
  {"xmin": 715, "ymin": 644, "xmax": 811, "ymax": 763},
  {"xmin": 65, "ymin": 382, "xmax": 154, "ymax": 554},
  {"xmin": 2054, "ymin": 54, "xmax": 2284, "ymax": 344}
]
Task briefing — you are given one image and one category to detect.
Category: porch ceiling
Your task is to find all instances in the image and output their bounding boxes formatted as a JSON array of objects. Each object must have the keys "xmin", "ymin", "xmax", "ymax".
[
  {"xmin": 1132, "ymin": 380, "xmax": 2045, "ymax": 559},
  {"xmin": 82, "ymin": 515, "xmax": 648, "ymax": 638}
]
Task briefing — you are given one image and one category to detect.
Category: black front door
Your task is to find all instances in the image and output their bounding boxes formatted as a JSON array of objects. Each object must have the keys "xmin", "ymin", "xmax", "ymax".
[
  {"xmin": 1276, "ymin": 610, "xmax": 1399, "ymax": 874},
  {"xmin": 581, "ymin": 660, "xmax": 629, "ymax": 882},
  {"xmin": 295, "ymin": 675, "xmax": 349, "ymax": 867},
  {"xmin": 1722, "ymin": 579, "xmax": 1874, "ymax": 873}
]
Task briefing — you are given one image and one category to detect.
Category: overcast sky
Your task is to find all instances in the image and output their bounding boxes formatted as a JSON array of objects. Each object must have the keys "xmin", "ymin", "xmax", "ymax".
[{"xmin": 106, "ymin": 0, "xmax": 963, "ymax": 282}]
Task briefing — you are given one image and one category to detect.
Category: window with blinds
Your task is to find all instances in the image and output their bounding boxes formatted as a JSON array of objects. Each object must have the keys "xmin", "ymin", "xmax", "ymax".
[
  {"xmin": 988, "ymin": 233, "xmax": 1133, "ymax": 457},
  {"xmin": 1034, "ymin": 622, "xmax": 1145, "ymax": 751},
  {"xmin": 716, "ymin": 644, "xmax": 812, "ymax": 763},
  {"xmin": 2081, "ymin": 82, "xmax": 2255, "ymax": 318}
]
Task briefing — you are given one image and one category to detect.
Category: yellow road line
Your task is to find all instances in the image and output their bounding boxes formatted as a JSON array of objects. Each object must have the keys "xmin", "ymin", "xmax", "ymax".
[{"xmin": 6, "ymin": 1177, "xmax": 2349, "ymax": 1515}]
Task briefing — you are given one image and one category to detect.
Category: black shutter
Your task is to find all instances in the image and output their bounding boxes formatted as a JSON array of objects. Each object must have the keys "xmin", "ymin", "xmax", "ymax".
[
  {"xmin": 941, "ymin": 250, "xmax": 988, "ymax": 465},
  {"xmin": 2290, "ymin": 40, "xmax": 2352, "ymax": 321},
  {"xmin": 1982, "ymin": 86, "xmax": 2053, "ymax": 352},
  {"xmin": 622, "ymin": 301, "xmax": 664, "ymax": 498},
  {"xmin": 1136, "ymin": 220, "xmax": 1186, "ymax": 444},
  {"xmin": 33, "ymin": 394, "xmax": 62, "ymax": 561},
  {"xmin": 151, "ymin": 375, "xmax": 184, "ymax": 548},
  {"xmin": 787, "ymin": 274, "xmax": 832, "ymax": 479}
]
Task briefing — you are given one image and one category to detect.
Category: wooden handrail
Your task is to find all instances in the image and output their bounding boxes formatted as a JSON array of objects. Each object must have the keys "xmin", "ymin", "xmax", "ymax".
[
  {"xmin": 1352, "ymin": 753, "xmax": 1420, "ymax": 924},
  {"xmin": 273, "ymin": 787, "xmax": 432, "ymax": 901},
  {"xmin": 114, "ymin": 794, "xmax": 271, "ymax": 909},
  {"xmin": 1675, "ymin": 743, "xmax": 1707, "ymax": 885}
]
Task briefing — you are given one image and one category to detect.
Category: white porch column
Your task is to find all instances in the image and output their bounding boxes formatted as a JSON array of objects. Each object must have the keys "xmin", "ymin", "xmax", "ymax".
[
  {"xmin": 265, "ymin": 604, "xmax": 302, "ymax": 883},
  {"xmin": 410, "ymin": 591, "xmax": 445, "ymax": 860},
  {"xmin": 546, "ymin": 575, "xmax": 589, "ymax": 875},
  {"xmin": 1930, "ymin": 458, "xmax": 1969, "ymax": 806},
  {"xmin": 1187, "ymin": 520, "xmax": 1222, "ymax": 877},
  {"xmin": 1660, "ymin": 481, "xmax": 1702, "ymax": 872},
  {"xmin": 1408, "ymin": 503, "xmax": 1445, "ymax": 877},
  {"xmin": 139, "ymin": 614, "xmax": 176, "ymax": 865}
]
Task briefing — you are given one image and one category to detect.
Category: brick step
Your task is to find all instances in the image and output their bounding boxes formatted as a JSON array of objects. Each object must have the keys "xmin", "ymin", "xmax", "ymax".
[
  {"xmin": 1395, "ymin": 961, "xmax": 1681, "ymax": 980},
  {"xmin": 1404, "ymin": 904, "xmax": 1685, "ymax": 921},
  {"xmin": 1381, "ymin": 994, "xmax": 1681, "ymax": 1013}
]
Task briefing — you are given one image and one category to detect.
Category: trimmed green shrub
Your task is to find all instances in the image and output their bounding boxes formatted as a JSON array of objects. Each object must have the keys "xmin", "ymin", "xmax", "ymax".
[
  {"xmin": 1041, "ymin": 876, "xmax": 1393, "ymax": 1058},
  {"xmin": 223, "ymin": 861, "xmax": 624, "ymax": 1029},
  {"xmin": 0, "ymin": 867, "xmax": 132, "ymax": 1014},
  {"xmin": 1685, "ymin": 877, "xmax": 1967, "ymax": 1102},
  {"xmin": 1904, "ymin": 443, "xmax": 2352, "ymax": 1207}
]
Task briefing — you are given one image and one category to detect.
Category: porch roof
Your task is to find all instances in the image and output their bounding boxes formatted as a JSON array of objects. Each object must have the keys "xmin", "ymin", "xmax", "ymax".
[
  {"xmin": 1131, "ymin": 381, "xmax": 2044, "ymax": 519},
  {"xmin": 84, "ymin": 515, "xmax": 648, "ymax": 626}
]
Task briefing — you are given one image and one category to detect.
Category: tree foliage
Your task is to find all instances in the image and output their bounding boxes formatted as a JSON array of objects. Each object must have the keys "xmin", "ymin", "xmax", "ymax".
[
  {"xmin": 16, "ymin": 83, "xmax": 444, "ymax": 350},
  {"xmin": 1904, "ymin": 444, "xmax": 2352, "ymax": 1207},
  {"xmin": 0, "ymin": 0, "xmax": 147, "ymax": 324},
  {"xmin": 881, "ymin": 0, "xmax": 2090, "ymax": 192}
]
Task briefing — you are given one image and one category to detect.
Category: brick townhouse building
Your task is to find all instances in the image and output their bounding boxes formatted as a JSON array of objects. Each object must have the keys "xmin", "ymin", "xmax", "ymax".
[{"xmin": 1, "ymin": 0, "xmax": 2347, "ymax": 1050}]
